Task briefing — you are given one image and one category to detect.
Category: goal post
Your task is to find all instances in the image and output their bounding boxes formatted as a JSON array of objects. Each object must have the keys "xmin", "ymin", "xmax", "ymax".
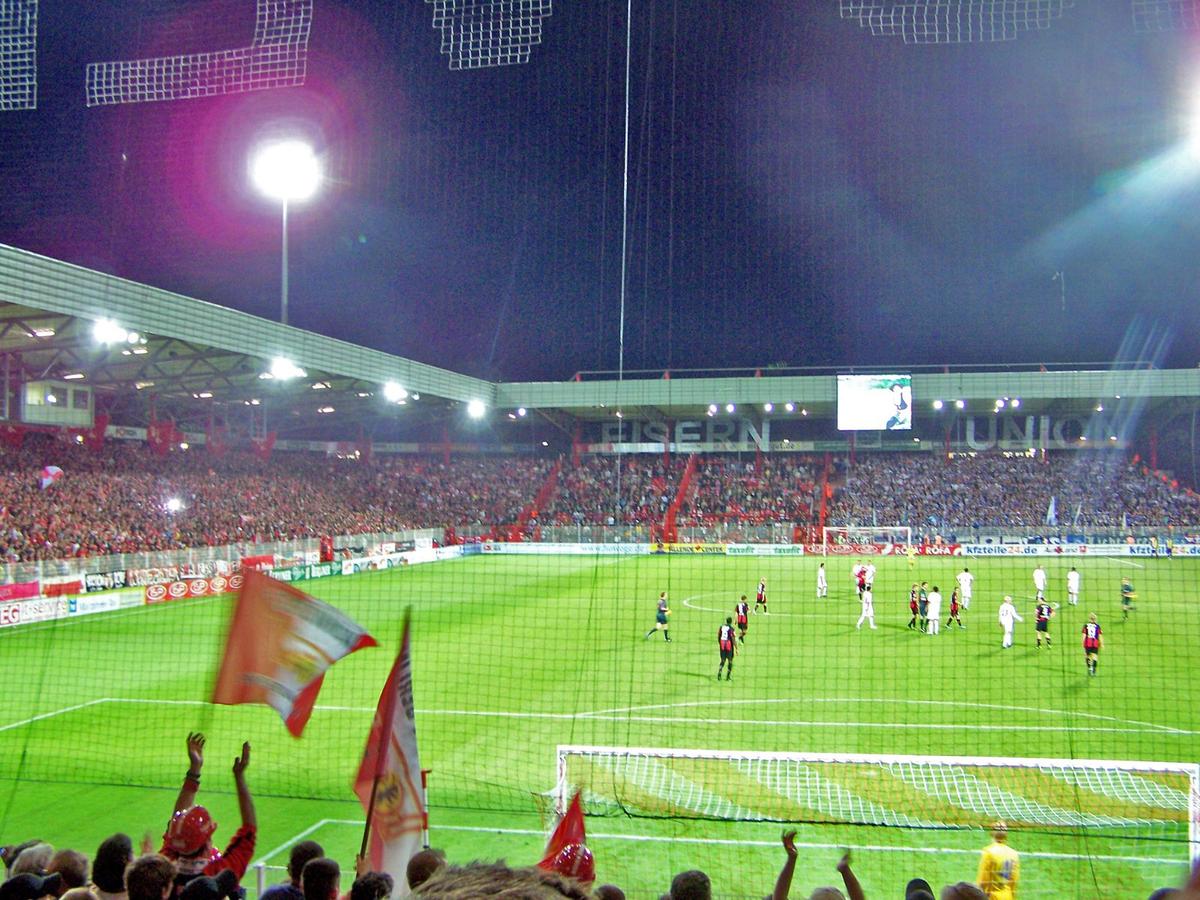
[
  {"xmin": 821, "ymin": 525, "xmax": 912, "ymax": 556},
  {"xmin": 556, "ymin": 745, "xmax": 1200, "ymax": 863}
]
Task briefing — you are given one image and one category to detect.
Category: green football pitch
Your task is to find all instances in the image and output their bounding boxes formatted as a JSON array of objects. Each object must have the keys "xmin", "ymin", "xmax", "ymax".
[{"xmin": 2, "ymin": 552, "xmax": 1198, "ymax": 898}]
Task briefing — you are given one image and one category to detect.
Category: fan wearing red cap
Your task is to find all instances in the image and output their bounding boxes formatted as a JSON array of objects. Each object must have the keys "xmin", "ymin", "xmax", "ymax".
[{"xmin": 159, "ymin": 733, "xmax": 257, "ymax": 883}]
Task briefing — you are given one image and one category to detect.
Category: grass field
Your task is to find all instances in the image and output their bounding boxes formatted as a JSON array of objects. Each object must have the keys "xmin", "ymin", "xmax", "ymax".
[{"xmin": 2, "ymin": 552, "xmax": 1198, "ymax": 898}]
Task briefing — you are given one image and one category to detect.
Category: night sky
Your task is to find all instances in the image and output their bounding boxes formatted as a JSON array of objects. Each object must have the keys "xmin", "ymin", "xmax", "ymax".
[{"xmin": 3, "ymin": 1, "xmax": 1200, "ymax": 382}]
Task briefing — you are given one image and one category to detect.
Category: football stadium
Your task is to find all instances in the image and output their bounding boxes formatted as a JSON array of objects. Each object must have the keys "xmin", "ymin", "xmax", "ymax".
[{"xmin": 4, "ymin": 3, "xmax": 1200, "ymax": 900}]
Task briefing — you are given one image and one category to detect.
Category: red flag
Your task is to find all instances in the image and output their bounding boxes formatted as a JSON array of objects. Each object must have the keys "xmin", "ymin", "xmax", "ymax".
[
  {"xmin": 354, "ymin": 612, "xmax": 426, "ymax": 896},
  {"xmin": 212, "ymin": 569, "xmax": 376, "ymax": 736},
  {"xmin": 537, "ymin": 792, "xmax": 594, "ymax": 884}
]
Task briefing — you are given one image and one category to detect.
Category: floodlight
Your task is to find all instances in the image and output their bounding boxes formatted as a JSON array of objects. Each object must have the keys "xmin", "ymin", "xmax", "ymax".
[
  {"xmin": 763, "ymin": 402, "xmax": 774, "ymax": 413},
  {"xmin": 785, "ymin": 402, "xmax": 795, "ymax": 413},
  {"xmin": 954, "ymin": 399, "xmax": 966, "ymax": 409},
  {"xmin": 166, "ymin": 498, "xmax": 184, "ymax": 513},
  {"xmin": 1096, "ymin": 403, "xmax": 1104, "ymax": 412},
  {"xmin": 383, "ymin": 381, "xmax": 408, "ymax": 403},
  {"xmin": 1011, "ymin": 398, "xmax": 1021, "ymax": 408},
  {"xmin": 517, "ymin": 407, "xmax": 527, "ymax": 417},
  {"xmin": 467, "ymin": 399, "xmax": 486, "ymax": 419},
  {"xmin": 93, "ymin": 318, "xmax": 128, "ymax": 344},
  {"xmin": 269, "ymin": 357, "xmax": 306, "ymax": 380},
  {"xmin": 725, "ymin": 403, "xmax": 735, "ymax": 413},
  {"xmin": 932, "ymin": 399, "xmax": 944, "ymax": 410},
  {"xmin": 708, "ymin": 404, "xmax": 718, "ymax": 414},
  {"xmin": 252, "ymin": 141, "xmax": 321, "ymax": 203}
]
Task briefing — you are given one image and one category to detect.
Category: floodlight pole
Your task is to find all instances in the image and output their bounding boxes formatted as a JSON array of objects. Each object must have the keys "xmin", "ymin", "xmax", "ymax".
[{"xmin": 280, "ymin": 197, "xmax": 289, "ymax": 327}]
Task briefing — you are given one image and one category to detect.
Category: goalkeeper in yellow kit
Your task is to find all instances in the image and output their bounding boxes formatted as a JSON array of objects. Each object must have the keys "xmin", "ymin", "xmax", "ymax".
[{"xmin": 977, "ymin": 821, "xmax": 1020, "ymax": 900}]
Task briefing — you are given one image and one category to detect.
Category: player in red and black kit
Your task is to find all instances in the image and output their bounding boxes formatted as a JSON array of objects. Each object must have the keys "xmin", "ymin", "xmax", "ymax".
[
  {"xmin": 1035, "ymin": 600, "xmax": 1055, "ymax": 649},
  {"xmin": 717, "ymin": 617, "xmax": 738, "ymax": 681},
  {"xmin": 161, "ymin": 732, "xmax": 257, "ymax": 892},
  {"xmin": 754, "ymin": 578, "xmax": 768, "ymax": 615},
  {"xmin": 735, "ymin": 595, "xmax": 749, "ymax": 643},
  {"xmin": 948, "ymin": 587, "xmax": 964, "ymax": 629},
  {"xmin": 907, "ymin": 584, "xmax": 919, "ymax": 630},
  {"xmin": 1083, "ymin": 613, "xmax": 1103, "ymax": 676}
]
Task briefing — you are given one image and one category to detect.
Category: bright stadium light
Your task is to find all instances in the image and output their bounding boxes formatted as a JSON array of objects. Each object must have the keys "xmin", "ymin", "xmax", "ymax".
[
  {"xmin": 785, "ymin": 402, "xmax": 795, "ymax": 413},
  {"xmin": 954, "ymin": 399, "xmax": 966, "ymax": 409},
  {"xmin": 467, "ymin": 399, "xmax": 486, "ymax": 419},
  {"xmin": 93, "ymin": 318, "xmax": 128, "ymax": 344},
  {"xmin": 517, "ymin": 407, "xmax": 527, "ymax": 417},
  {"xmin": 269, "ymin": 357, "xmax": 306, "ymax": 380},
  {"xmin": 932, "ymin": 399, "xmax": 944, "ymax": 410},
  {"xmin": 383, "ymin": 381, "xmax": 408, "ymax": 403},
  {"xmin": 1011, "ymin": 398, "xmax": 1021, "ymax": 408},
  {"xmin": 251, "ymin": 140, "xmax": 321, "ymax": 327},
  {"xmin": 165, "ymin": 497, "xmax": 184, "ymax": 513},
  {"xmin": 725, "ymin": 403, "xmax": 735, "ymax": 414},
  {"xmin": 708, "ymin": 404, "xmax": 718, "ymax": 414},
  {"xmin": 763, "ymin": 402, "xmax": 774, "ymax": 413}
]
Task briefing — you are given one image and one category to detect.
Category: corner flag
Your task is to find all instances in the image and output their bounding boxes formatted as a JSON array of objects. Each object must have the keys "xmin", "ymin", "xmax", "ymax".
[
  {"xmin": 212, "ymin": 568, "xmax": 377, "ymax": 736},
  {"xmin": 355, "ymin": 611, "xmax": 426, "ymax": 896}
]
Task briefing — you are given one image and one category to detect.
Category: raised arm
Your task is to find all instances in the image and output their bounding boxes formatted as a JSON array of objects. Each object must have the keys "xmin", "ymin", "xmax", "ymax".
[
  {"xmin": 770, "ymin": 830, "xmax": 798, "ymax": 900},
  {"xmin": 172, "ymin": 732, "xmax": 206, "ymax": 814},
  {"xmin": 836, "ymin": 851, "xmax": 865, "ymax": 900},
  {"xmin": 232, "ymin": 742, "xmax": 256, "ymax": 830}
]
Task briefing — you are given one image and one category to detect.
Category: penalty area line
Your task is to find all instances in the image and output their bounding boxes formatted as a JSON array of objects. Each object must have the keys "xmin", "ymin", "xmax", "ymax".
[{"xmin": 314, "ymin": 820, "xmax": 1180, "ymax": 866}]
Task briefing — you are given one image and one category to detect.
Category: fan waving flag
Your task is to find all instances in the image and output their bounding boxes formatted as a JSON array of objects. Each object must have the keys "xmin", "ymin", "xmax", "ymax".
[
  {"xmin": 39, "ymin": 465, "xmax": 63, "ymax": 489},
  {"xmin": 213, "ymin": 568, "xmax": 377, "ymax": 736},
  {"xmin": 537, "ymin": 791, "xmax": 594, "ymax": 885},
  {"xmin": 354, "ymin": 611, "xmax": 426, "ymax": 897}
]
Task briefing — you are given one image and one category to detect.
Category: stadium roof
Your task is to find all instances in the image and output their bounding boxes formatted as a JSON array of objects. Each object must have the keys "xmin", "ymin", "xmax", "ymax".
[{"xmin": 2, "ymin": 242, "xmax": 1198, "ymax": 445}]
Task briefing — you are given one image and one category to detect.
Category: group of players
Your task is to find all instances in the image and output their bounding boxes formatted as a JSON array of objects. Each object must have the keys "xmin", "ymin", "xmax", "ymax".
[{"xmin": 647, "ymin": 561, "xmax": 1120, "ymax": 679}]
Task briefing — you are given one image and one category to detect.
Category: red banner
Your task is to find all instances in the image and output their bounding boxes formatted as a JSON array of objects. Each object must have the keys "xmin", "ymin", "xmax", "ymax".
[{"xmin": 0, "ymin": 581, "xmax": 40, "ymax": 602}]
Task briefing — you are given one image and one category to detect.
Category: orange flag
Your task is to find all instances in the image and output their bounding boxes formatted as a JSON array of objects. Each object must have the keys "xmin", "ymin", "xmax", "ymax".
[{"xmin": 213, "ymin": 568, "xmax": 376, "ymax": 736}]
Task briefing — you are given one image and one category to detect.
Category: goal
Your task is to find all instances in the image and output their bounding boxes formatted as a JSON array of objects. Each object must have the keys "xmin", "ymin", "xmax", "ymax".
[
  {"xmin": 821, "ymin": 525, "xmax": 912, "ymax": 556},
  {"xmin": 555, "ymin": 745, "xmax": 1200, "ymax": 862}
]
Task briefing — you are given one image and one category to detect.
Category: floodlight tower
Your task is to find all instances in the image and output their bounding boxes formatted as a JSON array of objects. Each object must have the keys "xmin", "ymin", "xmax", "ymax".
[{"xmin": 251, "ymin": 140, "xmax": 321, "ymax": 327}]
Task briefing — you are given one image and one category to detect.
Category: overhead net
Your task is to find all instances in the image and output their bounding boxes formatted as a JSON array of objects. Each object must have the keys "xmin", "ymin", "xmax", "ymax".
[
  {"xmin": 85, "ymin": 0, "xmax": 312, "ymax": 107},
  {"xmin": 425, "ymin": 0, "xmax": 552, "ymax": 70},
  {"xmin": 1132, "ymin": 0, "xmax": 1200, "ymax": 32},
  {"xmin": 839, "ymin": 1, "xmax": 1074, "ymax": 43},
  {"xmin": 0, "ymin": 0, "xmax": 37, "ymax": 110}
]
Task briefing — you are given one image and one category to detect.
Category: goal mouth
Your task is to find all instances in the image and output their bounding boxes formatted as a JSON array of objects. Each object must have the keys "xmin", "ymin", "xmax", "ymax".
[
  {"xmin": 556, "ymin": 745, "xmax": 1199, "ymax": 858},
  {"xmin": 821, "ymin": 526, "xmax": 913, "ymax": 556}
]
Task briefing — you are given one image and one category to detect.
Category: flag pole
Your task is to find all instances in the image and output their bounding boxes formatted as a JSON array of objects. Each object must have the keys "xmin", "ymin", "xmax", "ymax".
[{"xmin": 359, "ymin": 774, "xmax": 382, "ymax": 860}]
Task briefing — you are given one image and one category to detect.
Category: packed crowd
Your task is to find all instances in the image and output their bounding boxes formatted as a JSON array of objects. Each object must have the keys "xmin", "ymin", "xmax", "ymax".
[
  {"xmin": 0, "ymin": 438, "xmax": 553, "ymax": 562},
  {"xmin": 539, "ymin": 457, "xmax": 685, "ymax": 526},
  {"xmin": 825, "ymin": 453, "xmax": 1200, "ymax": 531},
  {"xmin": 675, "ymin": 455, "xmax": 818, "ymax": 526},
  {"xmin": 1, "ymin": 737, "xmax": 1191, "ymax": 900},
  {"xmin": 4, "ymin": 438, "xmax": 1200, "ymax": 562}
]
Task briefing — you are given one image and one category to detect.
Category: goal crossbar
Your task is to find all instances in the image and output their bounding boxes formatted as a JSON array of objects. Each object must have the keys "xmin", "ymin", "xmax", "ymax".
[{"xmin": 557, "ymin": 745, "xmax": 1200, "ymax": 862}]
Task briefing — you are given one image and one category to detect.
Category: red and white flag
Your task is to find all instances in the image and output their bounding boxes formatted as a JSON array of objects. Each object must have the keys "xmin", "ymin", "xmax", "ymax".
[
  {"xmin": 212, "ymin": 568, "xmax": 376, "ymax": 736},
  {"xmin": 537, "ymin": 791, "xmax": 594, "ymax": 885},
  {"xmin": 354, "ymin": 611, "xmax": 425, "ymax": 896}
]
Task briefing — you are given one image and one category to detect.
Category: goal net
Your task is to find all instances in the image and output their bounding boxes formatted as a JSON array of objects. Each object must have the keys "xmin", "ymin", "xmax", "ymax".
[
  {"xmin": 557, "ymin": 745, "xmax": 1199, "ymax": 861},
  {"xmin": 822, "ymin": 524, "xmax": 912, "ymax": 555}
]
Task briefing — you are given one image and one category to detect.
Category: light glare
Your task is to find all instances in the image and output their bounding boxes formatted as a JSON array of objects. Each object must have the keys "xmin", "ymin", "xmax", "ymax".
[{"xmin": 251, "ymin": 141, "xmax": 321, "ymax": 202}]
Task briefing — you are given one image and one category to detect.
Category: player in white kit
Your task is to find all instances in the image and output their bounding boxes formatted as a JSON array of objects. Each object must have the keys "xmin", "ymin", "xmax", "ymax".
[
  {"xmin": 856, "ymin": 587, "xmax": 876, "ymax": 630},
  {"xmin": 1032, "ymin": 565, "xmax": 1047, "ymax": 602},
  {"xmin": 925, "ymin": 586, "xmax": 942, "ymax": 635},
  {"xmin": 1066, "ymin": 567, "xmax": 1080, "ymax": 606},
  {"xmin": 999, "ymin": 595, "xmax": 1023, "ymax": 648},
  {"xmin": 956, "ymin": 567, "xmax": 974, "ymax": 609},
  {"xmin": 816, "ymin": 563, "xmax": 828, "ymax": 598}
]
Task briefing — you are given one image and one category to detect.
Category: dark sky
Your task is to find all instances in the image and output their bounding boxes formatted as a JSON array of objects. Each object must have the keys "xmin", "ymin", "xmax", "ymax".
[{"xmin": 3, "ymin": 1, "xmax": 1200, "ymax": 382}]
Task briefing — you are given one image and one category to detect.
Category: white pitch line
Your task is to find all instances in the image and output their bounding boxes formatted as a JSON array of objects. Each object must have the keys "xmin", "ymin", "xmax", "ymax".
[
  {"xmin": 0, "ymin": 594, "xmax": 224, "ymax": 637},
  {"xmin": 0, "ymin": 699, "xmax": 107, "ymax": 733},
  {"xmin": 312, "ymin": 820, "xmax": 1182, "ymax": 866},
  {"xmin": 3, "ymin": 696, "xmax": 1190, "ymax": 738},
  {"xmin": 253, "ymin": 818, "xmax": 341, "ymax": 866}
]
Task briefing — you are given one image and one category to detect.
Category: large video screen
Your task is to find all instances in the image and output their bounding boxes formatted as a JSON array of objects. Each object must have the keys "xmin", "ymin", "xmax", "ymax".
[{"xmin": 837, "ymin": 373, "xmax": 912, "ymax": 431}]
